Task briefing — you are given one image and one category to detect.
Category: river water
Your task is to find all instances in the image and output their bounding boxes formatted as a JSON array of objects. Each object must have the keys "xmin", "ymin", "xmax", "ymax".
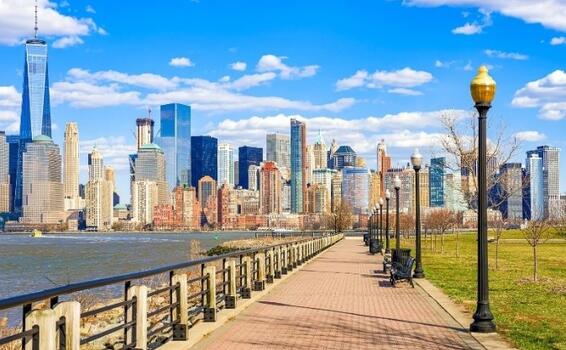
[{"xmin": 0, "ymin": 232, "xmax": 256, "ymax": 301}]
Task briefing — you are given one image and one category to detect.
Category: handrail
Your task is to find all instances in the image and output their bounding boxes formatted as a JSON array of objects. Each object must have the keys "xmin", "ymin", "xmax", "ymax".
[{"xmin": 0, "ymin": 234, "xmax": 324, "ymax": 311}]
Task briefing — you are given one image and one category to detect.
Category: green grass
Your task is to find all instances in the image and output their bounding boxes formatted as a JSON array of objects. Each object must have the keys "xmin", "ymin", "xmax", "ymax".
[{"xmin": 402, "ymin": 232, "xmax": 566, "ymax": 350}]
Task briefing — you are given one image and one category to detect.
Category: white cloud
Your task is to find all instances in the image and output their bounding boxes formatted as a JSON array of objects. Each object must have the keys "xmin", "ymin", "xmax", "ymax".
[
  {"xmin": 53, "ymin": 67, "xmax": 355, "ymax": 112},
  {"xmin": 52, "ymin": 35, "xmax": 84, "ymax": 48},
  {"xmin": 463, "ymin": 61, "xmax": 473, "ymax": 71},
  {"xmin": 169, "ymin": 57, "xmax": 194, "ymax": 67},
  {"xmin": 452, "ymin": 22, "xmax": 483, "ymax": 35},
  {"xmin": 85, "ymin": 5, "xmax": 95, "ymax": 13},
  {"xmin": 514, "ymin": 131, "xmax": 546, "ymax": 142},
  {"xmin": 435, "ymin": 60, "xmax": 456, "ymax": 68},
  {"xmin": 80, "ymin": 136, "xmax": 136, "ymax": 171},
  {"xmin": 388, "ymin": 88, "xmax": 423, "ymax": 96},
  {"xmin": 230, "ymin": 61, "xmax": 247, "ymax": 71},
  {"xmin": 256, "ymin": 54, "xmax": 319, "ymax": 79},
  {"xmin": 512, "ymin": 70, "xmax": 566, "ymax": 120},
  {"xmin": 484, "ymin": 49, "xmax": 528, "ymax": 60},
  {"xmin": 0, "ymin": 86, "xmax": 21, "ymax": 107},
  {"xmin": 336, "ymin": 67, "xmax": 433, "ymax": 94},
  {"xmin": 404, "ymin": 0, "xmax": 566, "ymax": 33},
  {"xmin": 550, "ymin": 36, "xmax": 566, "ymax": 45},
  {"xmin": 0, "ymin": 0, "xmax": 103, "ymax": 46}
]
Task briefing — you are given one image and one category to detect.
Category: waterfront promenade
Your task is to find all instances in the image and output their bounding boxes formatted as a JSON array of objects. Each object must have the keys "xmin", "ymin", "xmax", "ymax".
[{"xmin": 187, "ymin": 238, "xmax": 488, "ymax": 350}]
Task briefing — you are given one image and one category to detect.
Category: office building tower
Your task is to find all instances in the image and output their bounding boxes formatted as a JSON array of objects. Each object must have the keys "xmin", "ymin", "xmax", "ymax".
[
  {"xmin": 238, "ymin": 146, "xmax": 263, "ymax": 189},
  {"xmin": 234, "ymin": 160, "xmax": 239, "ymax": 186},
  {"xmin": 415, "ymin": 167, "xmax": 430, "ymax": 211},
  {"xmin": 217, "ymin": 184, "xmax": 236, "ymax": 229},
  {"xmin": 85, "ymin": 147, "xmax": 113, "ymax": 230},
  {"xmin": 369, "ymin": 171, "xmax": 381, "ymax": 208},
  {"xmin": 312, "ymin": 131, "xmax": 327, "ymax": 170},
  {"xmin": 218, "ymin": 143, "xmax": 235, "ymax": 187},
  {"xmin": 7, "ymin": 135, "xmax": 19, "ymax": 212},
  {"xmin": 331, "ymin": 170, "xmax": 342, "ymax": 211},
  {"xmin": 266, "ymin": 133, "xmax": 290, "ymax": 169},
  {"xmin": 429, "ymin": 157, "xmax": 445, "ymax": 207},
  {"xmin": 172, "ymin": 186, "xmax": 201, "ymax": 229},
  {"xmin": 377, "ymin": 139, "xmax": 392, "ymax": 197},
  {"xmin": 305, "ymin": 144, "xmax": 315, "ymax": 185},
  {"xmin": 136, "ymin": 117, "xmax": 154, "ymax": 149},
  {"xmin": 313, "ymin": 168, "xmax": 335, "ymax": 202},
  {"xmin": 157, "ymin": 103, "xmax": 191, "ymax": 191},
  {"xmin": 331, "ymin": 145, "xmax": 356, "ymax": 170},
  {"xmin": 198, "ymin": 176, "xmax": 217, "ymax": 226},
  {"xmin": 342, "ymin": 167, "xmax": 370, "ymax": 214},
  {"xmin": 0, "ymin": 132, "xmax": 10, "ymax": 212},
  {"xmin": 21, "ymin": 136, "xmax": 63, "ymax": 224},
  {"xmin": 63, "ymin": 122, "xmax": 80, "ymax": 210},
  {"xmin": 282, "ymin": 181, "xmax": 291, "ymax": 213},
  {"xmin": 526, "ymin": 152, "xmax": 544, "ymax": 220},
  {"xmin": 15, "ymin": 27, "xmax": 53, "ymax": 212},
  {"xmin": 248, "ymin": 164, "xmax": 260, "ymax": 191},
  {"xmin": 328, "ymin": 139, "xmax": 339, "ymax": 168},
  {"xmin": 191, "ymin": 136, "xmax": 218, "ymax": 187},
  {"xmin": 498, "ymin": 163, "xmax": 523, "ymax": 221},
  {"xmin": 260, "ymin": 161, "xmax": 282, "ymax": 214},
  {"xmin": 384, "ymin": 168, "xmax": 414, "ymax": 212},
  {"xmin": 539, "ymin": 146, "xmax": 561, "ymax": 218},
  {"xmin": 105, "ymin": 166, "xmax": 119, "ymax": 206},
  {"xmin": 445, "ymin": 170, "xmax": 466, "ymax": 211},
  {"xmin": 135, "ymin": 143, "xmax": 168, "ymax": 205},
  {"xmin": 290, "ymin": 119, "xmax": 306, "ymax": 213}
]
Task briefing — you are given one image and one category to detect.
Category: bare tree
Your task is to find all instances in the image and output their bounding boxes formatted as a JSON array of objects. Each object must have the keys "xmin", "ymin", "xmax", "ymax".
[
  {"xmin": 439, "ymin": 112, "xmax": 522, "ymax": 212},
  {"xmin": 426, "ymin": 209, "xmax": 456, "ymax": 254},
  {"xmin": 522, "ymin": 220, "xmax": 551, "ymax": 283},
  {"xmin": 490, "ymin": 217, "xmax": 506, "ymax": 270},
  {"xmin": 330, "ymin": 202, "xmax": 353, "ymax": 233}
]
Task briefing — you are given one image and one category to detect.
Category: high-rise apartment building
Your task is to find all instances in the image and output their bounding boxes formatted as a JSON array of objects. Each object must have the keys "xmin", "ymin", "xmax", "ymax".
[
  {"xmin": 526, "ymin": 152, "xmax": 544, "ymax": 220},
  {"xmin": 7, "ymin": 135, "xmax": 19, "ymax": 212},
  {"xmin": 312, "ymin": 168, "xmax": 335, "ymax": 204},
  {"xmin": 248, "ymin": 164, "xmax": 260, "ymax": 191},
  {"xmin": 260, "ymin": 161, "xmax": 282, "ymax": 214},
  {"xmin": 0, "ymin": 132, "xmax": 10, "ymax": 212},
  {"xmin": 266, "ymin": 133, "xmax": 290, "ymax": 169},
  {"xmin": 218, "ymin": 143, "xmax": 235, "ymax": 187},
  {"xmin": 135, "ymin": 143, "xmax": 168, "ymax": 205},
  {"xmin": 331, "ymin": 170, "xmax": 342, "ymax": 211},
  {"xmin": 312, "ymin": 131, "xmax": 327, "ymax": 170},
  {"xmin": 21, "ymin": 136, "xmax": 63, "ymax": 224},
  {"xmin": 63, "ymin": 122, "xmax": 80, "ymax": 210},
  {"xmin": 198, "ymin": 176, "xmax": 217, "ymax": 226},
  {"xmin": 132, "ymin": 180, "xmax": 159, "ymax": 226},
  {"xmin": 136, "ymin": 117, "xmax": 154, "ymax": 149},
  {"xmin": 157, "ymin": 103, "xmax": 191, "ymax": 191},
  {"xmin": 384, "ymin": 168, "xmax": 414, "ymax": 213},
  {"xmin": 191, "ymin": 136, "xmax": 218, "ymax": 187},
  {"xmin": 15, "ymin": 33, "xmax": 53, "ymax": 212},
  {"xmin": 172, "ymin": 186, "xmax": 200, "ymax": 229},
  {"xmin": 377, "ymin": 140, "xmax": 392, "ymax": 197},
  {"xmin": 526, "ymin": 146, "xmax": 561, "ymax": 219},
  {"xmin": 498, "ymin": 163, "xmax": 523, "ymax": 221},
  {"xmin": 85, "ymin": 147, "xmax": 113, "ymax": 230},
  {"xmin": 290, "ymin": 119, "xmax": 306, "ymax": 213},
  {"xmin": 342, "ymin": 167, "xmax": 370, "ymax": 214},
  {"xmin": 238, "ymin": 146, "xmax": 263, "ymax": 189}
]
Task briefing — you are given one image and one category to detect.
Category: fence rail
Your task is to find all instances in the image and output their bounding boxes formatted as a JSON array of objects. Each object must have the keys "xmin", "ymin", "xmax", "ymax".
[{"xmin": 0, "ymin": 232, "xmax": 343, "ymax": 350}]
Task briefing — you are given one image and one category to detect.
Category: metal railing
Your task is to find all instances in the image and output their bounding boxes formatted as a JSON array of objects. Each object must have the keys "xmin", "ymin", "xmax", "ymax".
[{"xmin": 0, "ymin": 233, "xmax": 343, "ymax": 350}]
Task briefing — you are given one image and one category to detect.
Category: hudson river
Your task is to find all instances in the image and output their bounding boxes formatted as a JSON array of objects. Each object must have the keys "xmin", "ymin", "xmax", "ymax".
[{"xmin": 0, "ymin": 232, "xmax": 256, "ymax": 301}]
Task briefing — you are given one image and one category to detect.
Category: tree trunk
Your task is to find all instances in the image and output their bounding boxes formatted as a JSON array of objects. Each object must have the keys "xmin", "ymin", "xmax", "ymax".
[
  {"xmin": 441, "ymin": 231, "xmax": 445, "ymax": 254},
  {"xmin": 433, "ymin": 231, "xmax": 437, "ymax": 253},
  {"xmin": 456, "ymin": 230, "xmax": 459, "ymax": 257},
  {"xmin": 533, "ymin": 245, "xmax": 538, "ymax": 283},
  {"xmin": 495, "ymin": 238, "xmax": 499, "ymax": 271}
]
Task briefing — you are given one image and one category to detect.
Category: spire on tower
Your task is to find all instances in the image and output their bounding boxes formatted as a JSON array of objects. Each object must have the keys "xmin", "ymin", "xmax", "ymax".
[{"xmin": 34, "ymin": 0, "xmax": 38, "ymax": 39}]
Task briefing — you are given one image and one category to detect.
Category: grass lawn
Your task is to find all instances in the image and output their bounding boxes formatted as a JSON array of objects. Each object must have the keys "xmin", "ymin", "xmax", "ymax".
[{"xmin": 401, "ymin": 231, "xmax": 565, "ymax": 350}]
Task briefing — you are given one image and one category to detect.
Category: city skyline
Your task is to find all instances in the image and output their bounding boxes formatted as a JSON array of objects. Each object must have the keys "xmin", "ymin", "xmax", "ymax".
[{"xmin": 1, "ymin": 1, "xmax": 566, "ymax": 199}]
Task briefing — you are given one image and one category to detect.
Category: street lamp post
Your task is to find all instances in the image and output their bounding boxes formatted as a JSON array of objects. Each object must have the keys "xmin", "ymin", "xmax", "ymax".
[
  {"xmin": 385, "ymin": 189, "xmax": 391, "ymax": 254},
  {"xmin": 394, "ymin": 175, "xmax": 401, "ymax": 257},
  {"xmin": 369, "ymin": 208, "xmax": 378, "ymax": 254},
  {"xmin": 470, "ymin": 65, "xmax": 497, "ymax": 333},
  {"xmin": 411, "ymin": 149, "xmax": 425, "ymax": 279},
  {"xmin": 379, "ymin": 198, "xmax": 384, "ymax": 251}
]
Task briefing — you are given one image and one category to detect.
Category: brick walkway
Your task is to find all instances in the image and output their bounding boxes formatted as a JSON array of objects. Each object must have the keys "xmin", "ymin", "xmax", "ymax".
[{"xmin": 192, "ymin": 238, "xmax": 484, "ymax": 350}]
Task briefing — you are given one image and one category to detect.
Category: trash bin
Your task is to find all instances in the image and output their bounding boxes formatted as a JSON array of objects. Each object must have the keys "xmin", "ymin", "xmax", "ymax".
[
  {"xmin": 369, "ymin": 238, "xmax": 379, "ymax": 254},
  {"xmin": 363, "ymin": 233, "xmax": 369, "ymax": 246},
  {"xmin": 392, "ymin": 248, "xmax": 411, "ymax": 264}
]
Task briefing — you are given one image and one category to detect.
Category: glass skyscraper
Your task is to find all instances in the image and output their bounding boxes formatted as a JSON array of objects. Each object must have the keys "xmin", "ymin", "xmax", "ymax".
[
  {"xmin": 218, "ymin": 143, "xmax": 235, "ymax": 187},
  {"xmin": 290, "ymin": 119, "xmax": 306, "ymax": 213},
  {"xmin": 526, "ymin": 151, "xmax": 544, "ymax": 220},
  {"xmin": 429, "ymin": 157, "xmax": 445, "ymax": 207},
  {"xmin": 191, "ymin": 136, "xmax": 218, "ymax": 187},
  {"xmin": 342, "ymin": 166, "xmax": 370, "ymax": 215},
  {"xmin": 157, "ymin": 103, "xmax": 191, "ymax": 191},
  {"xmin": 238, "ymin": 146, "xmax": 263, "ymax": 189},
  {"xmin": 14, "ymin": 38, "xmax": 52, "ymax": 212}
]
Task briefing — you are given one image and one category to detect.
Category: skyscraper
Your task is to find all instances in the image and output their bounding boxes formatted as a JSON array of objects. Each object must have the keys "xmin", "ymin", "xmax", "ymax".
[
  {"xmin": 7, "ymin": 135, "xmax": 19, "ymax": 212},
  {"xmin": 21, "ymin": 136, "xmax": 63, "ymax": 224},
  {"xmin": 157, "ymin": 103, "xmax": 191, "ymax": 191},
  {"xmin": 331, "ymin": 145, "xmax": 356, "ymax": 170},
  {"xmin": 191, "ymin": 136, "xmax": 218, "ymax": 187},
  {"xmin": 0, "ymin": 132, "xmax": 10, "ymax": 213},
  {"xmin": 260, "ymin": 161, "xmax": 282, "ymax": 214},
  {"xmin": 218, "ymin": 143, "xmax": 235, "ymax": 187},
  {"xmin": 498, "ymin": 163, "xmax": 523, "ymax": 221},
  {"xmin": 266, "ymin": 133, "xmax": 290, "ymax": 169},
  {"xmin": 312, "ymin": 131, "xmax": 327, "ymax": 170},
  {"xmin": 85, "ymin": 147, "xmax": 113, "ymax": 230},
  {"xmin": 526, "ymin": 152, "xmax": 544, "ymax": 220},
  {"xmin": 238, "ymin": 146, "xmax": 263, "ymax": 189},
  {"xmin": 248, "ymin": 164, "xmax": 260, "ymax": 191},
  {"xmin": 135, "ymin": 143, "xmax": 168, "ymax": 205},
  {"xmin": 64, "ymin": 122, "xmax": 80, "ymax": 210},
  {"xmin": 15, "ymin": 28, "xmax": 53, "ymax": 212},
  {"xmin": 429, "ymin": 157, "xmax": 445, "ymax": 207},
  {"xmin": 342, "ymin": 167, "xmax": 370, "ymax": 215},
  {"xmin": 290, "ymin": 119, "xmax": 306, "ymax": 213},
  {"xmin": 377, "ymin": 139, "xmax": 392, "ymax": 197},
  {"xmin": 198, "ymin": 176, "xmax": 217, "ymax": 226},
  {"xmin": 527, "ymin": 146, "xmax": 561, "ymax": 219},
  {"xmin": 136, "ymin": 117, "xmax": 154, "ymax": 149}
]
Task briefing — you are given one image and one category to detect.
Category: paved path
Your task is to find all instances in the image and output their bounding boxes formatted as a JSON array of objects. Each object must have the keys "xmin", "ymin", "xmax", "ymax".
[{"xmin": 192, "ymin": 239, "xmax": 484, "ymax": 350}]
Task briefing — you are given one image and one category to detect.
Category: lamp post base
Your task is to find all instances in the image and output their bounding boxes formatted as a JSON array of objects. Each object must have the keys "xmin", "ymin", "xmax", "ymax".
[
  {"xmin": 470, "ymin": 303, "xmax": 496, "ymax": 333},
  {"xmin": 413, "ymin": 270, "xmax": 425, "ymax": 279}
]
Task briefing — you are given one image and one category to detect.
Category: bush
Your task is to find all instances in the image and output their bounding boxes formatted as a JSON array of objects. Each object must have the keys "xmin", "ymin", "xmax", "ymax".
[{"xmin": 206, "ymin": 245, "xmax": 240, "ymax": 256}]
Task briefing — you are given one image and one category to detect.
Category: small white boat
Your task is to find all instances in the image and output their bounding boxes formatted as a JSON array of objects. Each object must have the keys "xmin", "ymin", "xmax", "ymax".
[{"xmin": 30, "ymin": 229, "xmax": 43, "ymax": 238}]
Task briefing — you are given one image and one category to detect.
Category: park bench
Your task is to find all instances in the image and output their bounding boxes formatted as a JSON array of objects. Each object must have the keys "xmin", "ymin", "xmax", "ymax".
[
  {"xmin": 390, "ymin": 256, "xmax": 415, "ymax": 288},
  {"xmin": 383, "ymin": 253, "xmax": 392, "ymax": 272}
]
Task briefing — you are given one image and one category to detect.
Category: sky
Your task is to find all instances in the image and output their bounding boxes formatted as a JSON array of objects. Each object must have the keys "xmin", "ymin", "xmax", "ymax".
[{"xmin": 0, "ymin": 0, "xmax": 565, "ymax": 202}]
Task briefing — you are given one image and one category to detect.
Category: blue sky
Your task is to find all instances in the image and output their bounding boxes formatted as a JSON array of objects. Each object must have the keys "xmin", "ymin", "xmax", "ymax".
[{"xmin": 0, "ymin": 0, "xmax": 565, "ymax": 201}]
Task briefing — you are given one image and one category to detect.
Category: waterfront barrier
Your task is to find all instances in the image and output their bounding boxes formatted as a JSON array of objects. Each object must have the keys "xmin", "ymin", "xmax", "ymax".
[{"xmin": 0, "ymin": 233, "xmax": 344, "ymax": 350}]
